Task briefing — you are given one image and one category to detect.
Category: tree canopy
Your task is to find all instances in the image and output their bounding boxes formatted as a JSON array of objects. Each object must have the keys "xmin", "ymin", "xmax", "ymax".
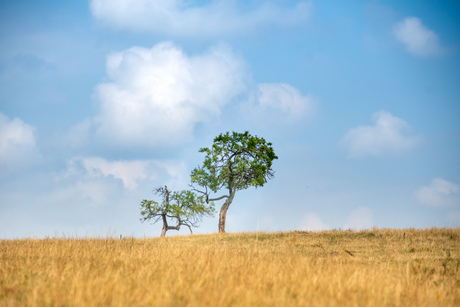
[
  {"xmin": 140, "ymin": 186, "xmax": 215, "ymax": 237},
  {"xmin": 191, "ymin": 131, "xmax": 278, "ymax": 233}
]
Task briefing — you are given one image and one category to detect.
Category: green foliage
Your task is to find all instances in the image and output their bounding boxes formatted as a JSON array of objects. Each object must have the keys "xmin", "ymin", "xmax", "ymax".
[
  {"xmin": 140, "ymin": 186, "xmax": 215, "ymax": 235},
  {"xmin": 191, "ymin": 131, "xmax": 278, "ymax": 194}
]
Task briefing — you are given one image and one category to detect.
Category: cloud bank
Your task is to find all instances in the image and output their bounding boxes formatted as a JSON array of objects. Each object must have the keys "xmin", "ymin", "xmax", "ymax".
[
  {"xmin": 416, "ymin": 178, "xmax": 460, "ymax": 207},
  {"xmin": 394, "ymin": 17, "xmax": 446, "ymax": 57},
  {"xmin": 340, "ymin": 111, "xmax": 419, "ymax": 158},
  {"xmin": 90, "ymin": 0, "xmax": 312, "ymax": 37}
]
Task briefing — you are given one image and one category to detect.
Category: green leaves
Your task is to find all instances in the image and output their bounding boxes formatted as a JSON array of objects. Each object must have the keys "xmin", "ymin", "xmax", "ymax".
[
  {"xmin": 191, "ymin": 131, "xmax": 278, "ymax": 194},
  {"xmin": 139, "ymin": 186, "xmax": 215, "ymax": 231}
]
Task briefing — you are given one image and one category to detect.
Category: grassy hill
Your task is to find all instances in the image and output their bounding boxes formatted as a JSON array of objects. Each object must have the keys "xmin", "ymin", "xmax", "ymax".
[{"xmin": 1, "ymin": 228, "xmax": 459, "ymax": 306}]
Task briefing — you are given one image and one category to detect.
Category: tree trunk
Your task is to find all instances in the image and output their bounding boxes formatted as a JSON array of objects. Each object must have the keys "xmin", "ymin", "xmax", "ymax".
[
  {"xmin": 161, "ymin": 186, "xmax": 170, "ymax": 238},
  {"xmin": 218, "ymin": 201, "xmax": 230, "ymax": 233},
  {"xmin": 161, "ymin": 214, "xmax": 167, "ymax": 238},
  {"xmin": 218, "ymin": 190, "xmax": 236, "ymax": 233}
]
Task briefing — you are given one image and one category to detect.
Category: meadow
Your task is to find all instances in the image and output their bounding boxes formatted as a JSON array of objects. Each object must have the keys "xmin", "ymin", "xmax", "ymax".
[{"xmin": 1, "ymin": 228, "xmax": 459, "ymax": 306}]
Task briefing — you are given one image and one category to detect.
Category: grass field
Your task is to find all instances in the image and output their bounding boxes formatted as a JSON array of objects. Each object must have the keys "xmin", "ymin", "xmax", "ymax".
[{"xmin": 1, "ymin": 228, "xmax": 459, "ymax": 306}]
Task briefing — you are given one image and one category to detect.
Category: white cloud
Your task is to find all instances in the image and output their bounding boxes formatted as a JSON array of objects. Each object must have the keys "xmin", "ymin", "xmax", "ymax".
[
  {"xmin": 343, "ymin": 207, "xmax": 373, "ymax": 230},
  {"xmin": 42, "ymin": 177, "xmax": 116, "ymax": 206},
  {"xmin": 80, "ymin": 158, "xmax": 152, "ymax": 190},
  {"xmin": 394, "ymin": 17, "xmax": 445, "ymax": 57},
  {"xmin": 62, "ymin": 157, "xmax": 190, "ymax": 191},
  {"xmin": 92, "ymin": 42, "xmax": 249, "ymax": 149},
  {"xmin": 340, "ymin": 111, "xmax": 419, "ymax": 158},
  {"xmin": 415, "ymin": 178, "xmax": 460, "ymax": 207},
  {"xmin": 239, "ymin": 83, "xmax": 316, "ymax": 126},
  {"xmin": 90, "ymin": 0, "xmax": 312, "ymax": 37},
  {"xmin": 0, "ymin": 112, "xmax": 37, "ymax": 166},
  {"xmin": 60, "ymin": 157, "xmax": 151, "ymax": 191},
  {"xmin": 256, "ymin": 83, "xmax": 316, "ymax": 120},
  {"xmin": 298, "ymin": 213, "xmax": 329, "ymax": 231}
]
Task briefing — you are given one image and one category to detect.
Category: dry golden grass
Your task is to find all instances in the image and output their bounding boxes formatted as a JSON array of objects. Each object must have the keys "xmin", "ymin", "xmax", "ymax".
[{"xmin": 1, "ymin": 228, "xmax": 459, "ymax": 306}]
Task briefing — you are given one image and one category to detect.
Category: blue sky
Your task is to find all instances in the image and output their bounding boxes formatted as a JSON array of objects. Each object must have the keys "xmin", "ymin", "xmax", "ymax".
[{"xmin": 1, "ymin": 0, "xmax": 459, "ymax": 238}]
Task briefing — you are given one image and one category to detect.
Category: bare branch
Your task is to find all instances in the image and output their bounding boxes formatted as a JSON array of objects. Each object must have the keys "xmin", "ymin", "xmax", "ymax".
[
  {"xmin": 208, "ymin": 195, "xmax": 229, "ymax": 202},
  {"xmin": 184, "ymin": 223, "xmax": 193, "ymax": 234},
  {"xmin": 190, "ymin": 185, "xmax": 228, "ymax": 203},
  {"xmin": 190, "ymin": 186, "xmax": 208, "ymax": 196}
]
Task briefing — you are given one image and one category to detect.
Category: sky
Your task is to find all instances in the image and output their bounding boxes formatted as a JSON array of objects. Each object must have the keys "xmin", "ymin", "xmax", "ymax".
[{"xmin": 1, "ymin": 0, "xmax": 459, "ymax": 238}]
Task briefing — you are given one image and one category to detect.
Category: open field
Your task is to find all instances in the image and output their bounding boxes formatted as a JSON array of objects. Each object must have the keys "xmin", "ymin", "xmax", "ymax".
[{"xmin": 1, "ymin": 228, "xmax": 459, "ymax": 306}]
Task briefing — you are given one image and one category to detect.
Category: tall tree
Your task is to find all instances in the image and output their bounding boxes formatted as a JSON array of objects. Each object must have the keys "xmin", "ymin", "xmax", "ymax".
[
  {"xmin": 191, "ymin": 131, "xmax": 278, "ymax": 233},
  {"xmin": 140, "ymin": 186, "xmax": 215, "ymax": 237}
]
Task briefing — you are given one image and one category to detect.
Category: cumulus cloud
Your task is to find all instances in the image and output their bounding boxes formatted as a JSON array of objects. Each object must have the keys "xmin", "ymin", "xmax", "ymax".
[
  {"xmin": 343, "ymin": 207, "xmax": 373, "ymax": 230},
  {"xmin": 0, "ymin": 112, "xmax": 37, "ymax": 166},
  {"xmin": 393, "ymin": 17, "xmax": 446, "ymax": 57},
  {"xmin": 415, "ymin": 178, "xmax": 460, "ymax": 207},
  {"xmin": 90, "ymin": 0, "xmax": 312, "ymax": 37},
  {"xmin": 239, "ymin": 83, "xmax": 316, "ymax": 126},
  {"xmin": 75, "ymin": 41, "xmax": 312, "ymax": 151},
  {"xmin": 298, "ymin": 213, "xmax": 329, "ymax": 231},
  {"xmin": 92, "ymin": 42, "xmax": 249, "ymax": 149},
  {"xmin": 340, "ymin": 111, "xmax": 419, "ymax": 158},
  {"xmin": 256, "ymin": 83, "xmax": 316, "ymax": 120}
]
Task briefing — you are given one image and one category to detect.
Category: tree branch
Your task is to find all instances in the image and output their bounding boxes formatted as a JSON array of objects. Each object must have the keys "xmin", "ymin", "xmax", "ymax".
[
  {"xmin": 190, "ymin": 186, "xmax": 208, "ymax": 196},
  {"xmin": 184, "ymin": 223, "xmax": 193, "ymax": 234},
  {"xmin": 208, "ymin": 195, "xmax": 229, "ymax": 202},
  {"xmin": 191, "ymin": 185, "xmax": 228, "ymax": 203}
]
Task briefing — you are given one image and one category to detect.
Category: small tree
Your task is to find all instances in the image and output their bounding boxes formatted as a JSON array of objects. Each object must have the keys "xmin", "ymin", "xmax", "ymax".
[
  {"xmin": 140, "ymin": 186, "xmax": 215, "ymax": 237},
  {"xmin": 191, "ymin": 131, "xmax": 278, "ymax": 233}
]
